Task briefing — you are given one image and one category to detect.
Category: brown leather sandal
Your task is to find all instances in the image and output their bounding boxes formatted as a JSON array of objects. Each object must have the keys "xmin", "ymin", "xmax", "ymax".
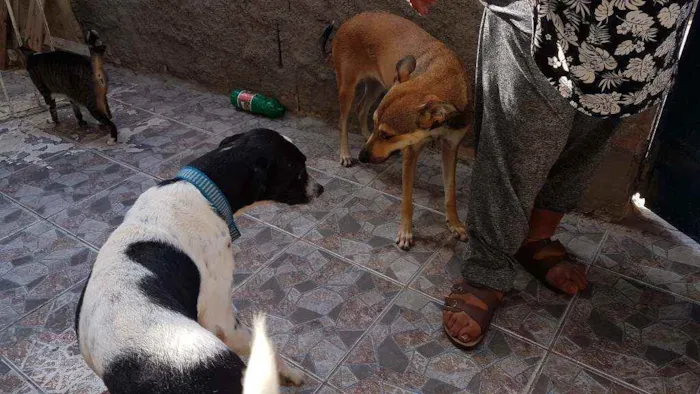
[
  {"xmin": 514, "ymin": 239, "xmax": 572, "ymax": 294},
  {"xmin": 443, "ymin": 282, "xmax": 502, "ymax": 350}
]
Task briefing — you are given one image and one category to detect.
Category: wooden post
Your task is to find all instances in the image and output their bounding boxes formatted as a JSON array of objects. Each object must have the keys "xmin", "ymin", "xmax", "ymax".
[
  {"xmin": 25, "ymin": 0, "xmax": 45, "ymax": 51},
  {"xmin": 0, "ymin": 0, "xmax": 8, "ymax": 69}
]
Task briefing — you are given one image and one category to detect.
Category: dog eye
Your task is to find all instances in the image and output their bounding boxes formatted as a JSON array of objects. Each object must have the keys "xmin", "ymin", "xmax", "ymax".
[{"xmin": 379, "ymin": 131, "xmax": 392, "ymax": 140}]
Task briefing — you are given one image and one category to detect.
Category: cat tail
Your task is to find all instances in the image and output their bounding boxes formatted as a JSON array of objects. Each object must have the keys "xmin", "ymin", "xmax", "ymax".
[{"xmin": 85, "ymin": 30, "xmax": 106, "ymax": 53}]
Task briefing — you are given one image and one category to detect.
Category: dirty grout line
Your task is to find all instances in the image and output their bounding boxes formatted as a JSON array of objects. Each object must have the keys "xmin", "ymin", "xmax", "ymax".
[
  {"xmin": 547, "ymin": 350, "xmax": 651, "ymax": 394},
  {"xmin": 1, "ymin": 356, "xmax": 48, "ymax": 394}
]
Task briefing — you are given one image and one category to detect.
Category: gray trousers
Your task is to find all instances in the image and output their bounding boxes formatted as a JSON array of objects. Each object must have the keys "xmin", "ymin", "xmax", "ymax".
[{"xmin": 462, "ymin": 7, "xmax": 620, "ymax": 292}]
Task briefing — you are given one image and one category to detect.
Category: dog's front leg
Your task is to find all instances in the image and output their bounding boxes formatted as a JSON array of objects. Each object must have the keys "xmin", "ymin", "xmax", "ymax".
[
  {"xmin": 442, "ymin": 131, "xmax": 468, "ymax": 241},
  {"xmin": 197, "ymin": 281, "xmax": 304, "ymax": 386},
  {"xmin": 396, "ymin": 143, "xmax": 423, "ymax": 250}
]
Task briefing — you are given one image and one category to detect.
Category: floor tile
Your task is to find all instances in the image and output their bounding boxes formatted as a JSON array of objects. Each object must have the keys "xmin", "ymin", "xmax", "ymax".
[
  {"xmin": 553, "ymin": 267, "xmax": 700, "ymax": 393},
  {"xmin": 316, "ymin": 384, "xmax": 343, "ymax": 393},
  {"xmin": 0, "ymin": 195, "xmax": 37, "ymax": 240},
  {"xmin": 596, "ymin": 219, "xmax": 700, "ymax": 302},
  {"xmin": 291, "ymin": 118, "xmax": 396, "ymax": 186},
  {"xmin": 160, "ymin": 92, "xmax": 251, "ymax": 135},
  {"xmin": 328, "ymin": 289, "xmax": 544, "ymax": 393},
  {"xmin": 146, "ymin": 139, "xmax": 219, "ymax": 179},
  {"xmin": 24, "ymin": 100, "xmax": 153, "ymax": 144},
  {"xmin": 1, "ymin": 70, "xmax": 46, "ymax": 118},
  {"xmin": 304, "ymin": 188, "xmax": 449, "ymax": 284},
  {"xmin": 49, "ymin": 174, "xmax": 159, "ymax": 248},
  {"xmin": 232, "ymin": 216, "xmax": 297, "ymax": 287},
  {"xmin": 85, "ymin": 116, "xmax": 209, "ymax": 170},
  {"xmin": 279, "ymin": 374, "xmax": 323, "ymax": 394},
  {"xmin": 0, "ymin": 149, "xmax": 135, "ymax": 218},
  {"xmin": 108, "ymin": 80, "xmax": 201, "ymax": 114},
  {"xmin": 103, "ymin": 65, "xmax": 140, "ymax": 94},
  {"xmin": 0, "ymin": 284, "xmax": 107, "ymax": 394},
  {"xmin": 0, "ymin": 100, "xmax": 11, "ymax": 122},
  {"xmin": 0, "ymin": 359, "xmax": 40, "ymax": 394},
  {"xmin": 370, "ymin": 148, "xmax": 471, "ymax": 218},
  {"xmin": 229, "ymin": 117, "xmax": 396, "ymax": 185},
  {"xmin": 0, "ymin": 120, "xmax": 74, "ymax": 179},
  {"xmin": 532, "ymin": 354, "xmax": 641, "ymax": 394},
  {"xmin": 0, "ymin": 222, "xmax": 97, "ymax": 331},
  {"xmin": 555, "ymin": 214, "xmax": 608, "ymax": 264},
  {"xmin": 233, "ymin": 241, "xmax": 401, "ymax": 378},
  {"xmin": 245, "ymin": 170, "xmax": 361, "ymax": 237},
  {"xmin": 410, "ymin": 239, "xmax": 574, "ymax": 347}
]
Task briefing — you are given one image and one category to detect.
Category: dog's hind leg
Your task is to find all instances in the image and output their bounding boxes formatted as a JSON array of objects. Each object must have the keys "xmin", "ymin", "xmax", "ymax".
[
  {"xmin": 197, "ymin": 277, "xmax": 304, "ymax": 387},
  {"xmin": 356, "ymin": 80, "xmax": 384, "ymax": 140},
  {"xmin": 337, "ymin": 71, "xmax": 360, "ymax": 167}
]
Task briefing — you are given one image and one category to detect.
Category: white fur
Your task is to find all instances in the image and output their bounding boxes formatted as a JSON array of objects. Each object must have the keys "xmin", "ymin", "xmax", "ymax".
[
  {"xmin": 282, "ymin": 135, "xmax": 293, "ymax": 144},
  {"xmin": 244, "ymin": 315, "xmax": 279, "ymax": 394},
  {"xmin": 78, "ymin": 181, "xmax": 302, "ymax": 391}
]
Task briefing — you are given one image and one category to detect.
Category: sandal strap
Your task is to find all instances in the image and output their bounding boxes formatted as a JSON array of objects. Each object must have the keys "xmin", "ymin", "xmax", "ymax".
[
  {"xmin": 443, "ymin": 296, "xmax": 493, "ymax": 330},
  {"xmin": 450, "ymin": 282, "xmax": 501, "ymax": 306},
  {"xmin": 515, "ymin": 239, "xmax": 567, "ymax": 278}
]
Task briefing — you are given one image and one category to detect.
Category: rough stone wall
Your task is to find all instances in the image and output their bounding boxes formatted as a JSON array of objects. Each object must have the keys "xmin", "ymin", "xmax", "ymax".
[
  {"xmin": 70, "ymin": 0, "xmax": 654, "ymax": 218},
  {"xmin": 70, "ymin": 0, "xmax": 482, "ymax": 122}
]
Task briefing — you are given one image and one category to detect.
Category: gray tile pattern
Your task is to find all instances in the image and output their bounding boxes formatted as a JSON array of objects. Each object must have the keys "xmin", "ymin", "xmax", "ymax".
[{"xmin": 0, "ymin": 65, "xmax": 699, "ymax": 393}]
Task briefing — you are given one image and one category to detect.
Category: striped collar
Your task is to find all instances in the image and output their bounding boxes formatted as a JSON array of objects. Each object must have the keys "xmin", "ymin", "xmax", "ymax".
[{"xmin": 175, "ymin": 166, "xmax": 241, "ymax": 241}]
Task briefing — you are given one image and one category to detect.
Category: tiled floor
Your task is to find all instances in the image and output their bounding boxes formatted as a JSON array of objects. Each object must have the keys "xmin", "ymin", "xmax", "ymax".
[{"xmin": 1, "ymin": 66, "xmax": 700, "ymax": 394}]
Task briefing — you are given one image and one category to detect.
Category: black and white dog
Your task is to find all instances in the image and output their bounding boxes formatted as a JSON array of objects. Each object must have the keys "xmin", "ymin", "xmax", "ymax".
[{"xmin": 75, "ymin": 129, "xmax": 324, "ymax": 393}]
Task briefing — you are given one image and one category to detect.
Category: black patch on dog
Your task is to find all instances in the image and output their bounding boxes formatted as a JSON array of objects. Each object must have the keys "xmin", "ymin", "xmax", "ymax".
[
  {"xmin": 188, "ymin": 128, "xmax": 319, "ymax": 212},
  {"xmin": 103, "ymin": 348, "xmax": 245, "ymax": 394},
  {"xmin": 125, "ymin": 241, "xmax": 201, "ymax": 320}
]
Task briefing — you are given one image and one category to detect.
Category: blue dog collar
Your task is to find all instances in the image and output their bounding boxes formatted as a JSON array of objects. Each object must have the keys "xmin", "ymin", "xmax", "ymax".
[{"xmin": 175, "ymin": 166, "xmax": 241, "ymax": 241}]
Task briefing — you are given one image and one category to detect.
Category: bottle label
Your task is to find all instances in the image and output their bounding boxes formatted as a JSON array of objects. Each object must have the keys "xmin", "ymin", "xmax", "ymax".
[{"xmin": 237, "ymin": 91, "xmax": 257, "ymax": 112}]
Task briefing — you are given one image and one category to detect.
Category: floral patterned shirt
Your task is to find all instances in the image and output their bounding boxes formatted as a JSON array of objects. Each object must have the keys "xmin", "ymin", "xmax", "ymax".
[{"xmin": 532, "ymin": 0, "xmax": 696, "ymax": 117}]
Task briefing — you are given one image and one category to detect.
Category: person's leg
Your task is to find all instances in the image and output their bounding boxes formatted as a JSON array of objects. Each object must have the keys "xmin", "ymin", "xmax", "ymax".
[
  {"xmin": 444, "ymin": 5, "xmax": 580, "ymax": 346},
  {"xmin": 534, "ymin": 114, "xmax": 621, "ymax": 215},
  {"xmin": 514, "ymin": 115, "xmax": 619, "ymax": 293}
]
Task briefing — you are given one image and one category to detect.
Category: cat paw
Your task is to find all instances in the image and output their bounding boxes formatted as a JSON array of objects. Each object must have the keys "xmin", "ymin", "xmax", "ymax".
[{"xmin": 106, "ymin": 136, "xmax": 117, "ymax": 146}]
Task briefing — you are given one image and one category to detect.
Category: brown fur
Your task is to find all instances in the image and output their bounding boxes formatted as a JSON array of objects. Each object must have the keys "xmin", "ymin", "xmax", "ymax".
[{"xmin": 329, "ymin": 11, "xmax": 473, "ymax": 249}]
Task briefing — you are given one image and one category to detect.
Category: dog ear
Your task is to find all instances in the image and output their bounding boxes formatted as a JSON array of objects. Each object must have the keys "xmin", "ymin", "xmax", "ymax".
[
  {"xmin": 417, "ymin": 95, "xmax": 458, "ymax": 129},
  {"xmin": 395, "ymin": 56, "xmax": 416, "ymax": 83},
  {"xmin": 219, "ymin": 134, "xmax": 243, "ymax": 147}
]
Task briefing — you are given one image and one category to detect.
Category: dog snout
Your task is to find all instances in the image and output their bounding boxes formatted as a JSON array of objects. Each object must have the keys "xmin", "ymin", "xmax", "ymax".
[
  {"xmin": 306, "ymin": 177, "xmax": 324, "ymax": 201},
  {"xmin": 358, "ymin": 149, "xmax": 370, "ymax": 163},
  {"xmin": 314, "ymin": 183, "xmax": 324, "ymax": 197}
]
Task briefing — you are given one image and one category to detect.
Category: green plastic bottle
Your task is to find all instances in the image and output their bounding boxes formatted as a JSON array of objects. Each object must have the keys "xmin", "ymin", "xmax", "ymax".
[{"xmin": 230, "ymin": 89, "xmax": 286, "ymax": 118}]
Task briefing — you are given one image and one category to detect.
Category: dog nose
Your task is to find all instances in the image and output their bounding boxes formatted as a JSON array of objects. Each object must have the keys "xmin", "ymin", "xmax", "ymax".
[
  {"xmin": 315, "ymin": 183, "xmax": 324, "ymax": 197},
  {"xmin": 358, "ymin": 149, "xmax": 370, "ymax": 163}
]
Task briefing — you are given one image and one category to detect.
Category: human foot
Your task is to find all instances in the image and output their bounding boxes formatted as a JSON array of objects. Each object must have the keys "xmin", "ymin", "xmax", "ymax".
[
  {"xmin": 515, "ymin": 239, "xmax": 587, "ymax": 295},
  {"xmin": 443, "ymin": 282, "xmax": 503, "ymax": 349}
]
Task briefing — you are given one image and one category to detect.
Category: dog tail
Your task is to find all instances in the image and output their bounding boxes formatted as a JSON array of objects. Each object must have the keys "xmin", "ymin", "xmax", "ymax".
[
  {"xmin": 320, "ymin": 21, "xmax": 335, "ymax": 61},
  {"xmin": 243, "ymin": 314, "xmax": 279, "ymax": 394}
]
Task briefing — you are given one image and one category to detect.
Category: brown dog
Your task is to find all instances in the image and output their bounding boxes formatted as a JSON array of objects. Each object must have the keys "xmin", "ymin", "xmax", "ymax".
[{"xmin": 323, "ymin": 11, "xmax": 472, "ymax": 249}]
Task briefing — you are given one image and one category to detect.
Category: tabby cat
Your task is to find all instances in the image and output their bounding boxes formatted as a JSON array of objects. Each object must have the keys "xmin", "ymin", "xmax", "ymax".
[{"xmin": 23, "ymin": 30, "xmax": 117, "ymax": 144}]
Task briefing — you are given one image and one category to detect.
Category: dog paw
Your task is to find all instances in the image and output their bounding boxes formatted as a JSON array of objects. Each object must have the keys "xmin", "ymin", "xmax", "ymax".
[
  {"xmin": 279, "ymin": 366, "xmax": 305, "ymax": 387},
  {"xmin": 447, "ymin": 220, "xmax": 468, "ymax": 241},
  {"xmin": 78, "ymin": 120, "xmax": 88, "ymax": 127},
  {"xmin": 106, "ymin": 136, "xmax": 117, "ymax": 145},
  {"xmin": 340, "ymin": 155, "xmax": 355, "ymax": 167},
  {"xmin": 395, "ymin": 229, "xmax": 414, "ymax": 250}
]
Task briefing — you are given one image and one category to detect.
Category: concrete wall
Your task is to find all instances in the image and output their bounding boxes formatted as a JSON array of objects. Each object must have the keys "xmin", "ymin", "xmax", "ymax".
[
  {"xmin": 70, "ymin": 0, "xmax": 482, "ymax": 120},
  {"xmin": 69, "ymin": 0, "xmax": 653, "ymax": 219}
]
